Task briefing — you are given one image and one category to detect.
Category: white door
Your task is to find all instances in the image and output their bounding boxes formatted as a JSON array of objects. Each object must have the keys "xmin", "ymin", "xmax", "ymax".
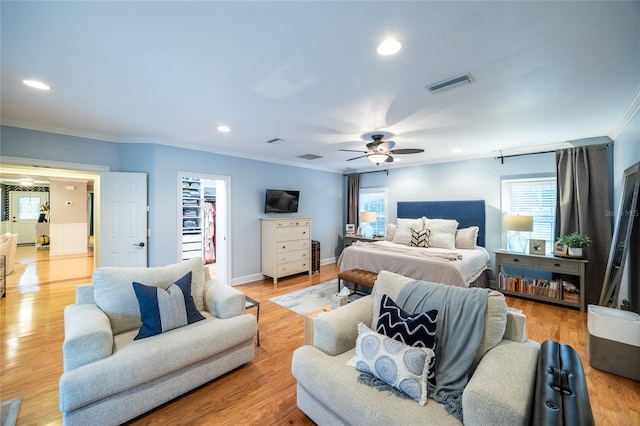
[
  {"xmin": 9, "ymin": 191, "xmax": 49, "ymax": 244},
  {"xmin": 98, "ymin": 172, "xmax": 148, "ymax": 267},
  {"xmin": 214, "ymin": 177, "xmax": 230, "ymax": 285}
]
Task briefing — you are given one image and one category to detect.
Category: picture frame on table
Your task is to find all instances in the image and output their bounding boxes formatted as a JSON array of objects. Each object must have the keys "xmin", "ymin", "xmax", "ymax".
[
  {"xmin": 345, "ymin": 224, "xmax": 355, "ymax": 235},
  {"xmin": 554, "ymin": 241, "xmax": 568, "ymax": 257},
  {"xmin": 529, "ymin": 239, "xmax": 546, "ymax": 255}
]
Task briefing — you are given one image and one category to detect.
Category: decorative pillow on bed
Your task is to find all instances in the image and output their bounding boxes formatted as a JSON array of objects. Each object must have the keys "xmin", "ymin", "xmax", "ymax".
[
  {"xmin": 347, "ymin": 322, "xmax": 434, "ymax": 405},
  {"xmin": 408, "ymin": 228, "xmax": 429, "ymax": 247},
  {"xmin": 392, "ymin": 218, "xmax": 425, "ymax": 245},
  {"xmin": 132, "ymin": 271, "xmax": 206, "ymax": 340},
  {"xmin": 385, "ymin": 224, "xmax": 397, "ymax": 241},
  {"xmin": 423, "ymin": 218, "xmax": 459, "ymax": 249},
  {"xmin": 377, "ymin": 294, "xmax": 438, "ymax": 385},
  {"xmin": 455, "ymin": 226, "xmax": 479, "ymax": 249}
]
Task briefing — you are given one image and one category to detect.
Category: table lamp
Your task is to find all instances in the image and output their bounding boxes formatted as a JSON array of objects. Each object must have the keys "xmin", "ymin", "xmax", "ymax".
[
  {"xmin": 504, "ymin": 214, "xmax": 533, "ymax": 253},
  {"xmin": 360, "ymin": 212, "xmax": 377, "ymax": 238}
]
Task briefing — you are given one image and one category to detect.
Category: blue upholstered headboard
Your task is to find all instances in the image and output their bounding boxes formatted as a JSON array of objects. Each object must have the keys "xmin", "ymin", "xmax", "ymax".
[{"xmin": 397, "ymin": 200, "xmax": 486, "ymax": 247}]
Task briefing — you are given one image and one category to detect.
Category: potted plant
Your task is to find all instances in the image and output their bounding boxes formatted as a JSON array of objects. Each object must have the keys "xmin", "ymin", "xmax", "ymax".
[{"xmin": 557, "ymin": 232, "xmax": 592, "ymax": 257}]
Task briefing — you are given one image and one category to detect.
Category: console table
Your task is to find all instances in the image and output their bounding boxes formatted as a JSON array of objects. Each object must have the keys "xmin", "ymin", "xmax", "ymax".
[{"xmin": 494, "ymin": 250, "xmax": 587, "ymax": 311}]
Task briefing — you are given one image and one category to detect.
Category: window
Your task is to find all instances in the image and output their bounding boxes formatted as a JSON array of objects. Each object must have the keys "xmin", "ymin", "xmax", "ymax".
[
  {"xmin": 501, "ymin": 177, "xmax": 556, "ymax": 253},
  {"xmin": 18, "ymin": 196, "xmax": 42, "ymax": 220},
  {"xmin": 359, "ymin": 187, "xmax": 387, "ymax": 237}
]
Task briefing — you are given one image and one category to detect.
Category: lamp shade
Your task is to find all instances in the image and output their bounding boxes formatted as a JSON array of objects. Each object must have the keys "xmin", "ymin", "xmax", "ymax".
[
  {"xmin": 360, "ymin": 212, "xmax": 377, "ymax": 223},
  {"xmin": 368, "ymin": 153, "xmax": 389, "ymax": 165},
  {"xmin": 503, "ymin": 215, "xmax": 533, "ymax": 232}
]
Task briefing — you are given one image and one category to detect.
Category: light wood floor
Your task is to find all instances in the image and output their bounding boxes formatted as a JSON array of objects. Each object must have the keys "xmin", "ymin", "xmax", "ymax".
[{"xmin": 1, "ymin": 246, "xmax": 638, "ymax": 425}]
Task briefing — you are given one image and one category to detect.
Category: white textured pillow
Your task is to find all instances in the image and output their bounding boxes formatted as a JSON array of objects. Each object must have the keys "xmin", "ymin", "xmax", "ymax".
[
  {"xmin": 347, "ymin": 322, "xmax": 434, "ymax": 406},
  {"xmin": 474, "ymin": 290, "xmax": 508, "ymax": 365},
  {"xmin": 423, "ymin": 219, "xmax": 459, "ymax": 249},
  {"xmin": 455, "ymin": 226, "xmax": 479, "ymax": 249},
  {"xmin": 385, "ymin": 224, "xmax": 397, "ymax": 241},
  {"xmin": 392, "ymin": 218, "xmax": 424, "ymax": 245}
]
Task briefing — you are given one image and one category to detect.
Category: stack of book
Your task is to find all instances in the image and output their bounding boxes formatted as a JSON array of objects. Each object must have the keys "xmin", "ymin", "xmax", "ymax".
[{"xmin": 498, "ymin": 273, "xmax": 559, "ymax": 298}]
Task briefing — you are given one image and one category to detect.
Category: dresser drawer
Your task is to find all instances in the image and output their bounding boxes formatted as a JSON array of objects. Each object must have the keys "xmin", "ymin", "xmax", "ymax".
[
  {"xmin": 277, "ymin": 249, "xmax": 309, "ymax": 264},
  {"xmin": 277, "ymin": 239, "xmax": 310, "ymax": 253},
  {"xmin": 276, "ymin": 219, "xmax": 311, "ymax": 228},
  {"xmin": 277, "ymin": 226, "xmax": 310, "ymax": 242},
  {"xmin": 278, "ymin": 260, "xmax": 310, "ymax": 276},
  {"xmin": 536, "ymin": 257, "xmax": 581, "ymax": 274},
  {"xmin": 498, "ymin": 255, "xmax": 534, "ymax": 268}
]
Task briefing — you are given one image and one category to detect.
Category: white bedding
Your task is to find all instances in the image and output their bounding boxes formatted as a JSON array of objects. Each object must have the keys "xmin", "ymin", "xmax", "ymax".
[{"xmin": 337, "ymin": 241, "xmax": 490, "ymax": 287}]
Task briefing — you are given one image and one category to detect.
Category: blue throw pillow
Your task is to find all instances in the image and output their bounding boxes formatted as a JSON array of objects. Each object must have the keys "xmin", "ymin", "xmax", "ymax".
[
  {"xmin": 377, "ymin": 294, "xmax": 438, "ymax": 385},
  {"xmin": 133, "ymin": 271, "xmax": 205, "ymax": 340}
]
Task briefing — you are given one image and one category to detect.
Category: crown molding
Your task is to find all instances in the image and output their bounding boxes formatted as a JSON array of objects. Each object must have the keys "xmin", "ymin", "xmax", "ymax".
[{"xmin": 610, "ymin": 84, "xmax": 640, "ymax": 140}]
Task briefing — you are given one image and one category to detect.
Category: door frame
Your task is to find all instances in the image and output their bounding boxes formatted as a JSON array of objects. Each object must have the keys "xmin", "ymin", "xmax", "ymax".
[{"xmin": 176, "ymin": 172, "xmax": 232, "ymax": 286}]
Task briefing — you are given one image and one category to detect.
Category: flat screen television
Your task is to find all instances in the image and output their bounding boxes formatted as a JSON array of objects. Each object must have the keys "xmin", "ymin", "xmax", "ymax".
[{"xmin": 264, "ymin": 189, "xmax": 299, "ymax": 213}]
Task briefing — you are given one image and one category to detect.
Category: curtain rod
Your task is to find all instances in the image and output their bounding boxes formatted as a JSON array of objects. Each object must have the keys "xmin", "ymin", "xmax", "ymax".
[
  {"xmin": 495, "ymin": 142, "xmax": 612, "ymax": 164},
  {"xmin": 343, "ymin": 169, "xmax": 389, "ymax": 176},
  {"xmin": 495, "ymin": 150, "xmax": 555, "ymax": 164}
]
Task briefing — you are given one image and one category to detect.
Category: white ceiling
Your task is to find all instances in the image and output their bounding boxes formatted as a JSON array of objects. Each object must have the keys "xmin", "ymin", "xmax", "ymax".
[{"xmin": 1, "ymin": 1, "xmax": 639, "ymax": 173}]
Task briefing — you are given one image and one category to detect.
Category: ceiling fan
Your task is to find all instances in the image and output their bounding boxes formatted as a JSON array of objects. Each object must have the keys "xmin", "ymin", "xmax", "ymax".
[{"xmin": 339, "ymin": 134, "xmax": 425, "ymax": 165}]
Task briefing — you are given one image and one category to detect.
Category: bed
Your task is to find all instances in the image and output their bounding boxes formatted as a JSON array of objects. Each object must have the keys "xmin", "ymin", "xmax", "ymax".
[{"xmin": 337, "ymin": 200, "xmax": 490, "ymax": 288}]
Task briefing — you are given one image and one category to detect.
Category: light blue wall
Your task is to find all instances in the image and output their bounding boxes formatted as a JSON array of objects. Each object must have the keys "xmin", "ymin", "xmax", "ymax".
[
  {"xmin": 612, "ymin": 108, "xmax": 640, "ymax": 305},
  {"xmin": 1, "ymin": 125, "xmax": 343, "ymax": 283},
  {"xmin": 356, "ymin": 153, "xmax": 557, "ymax": 268}
]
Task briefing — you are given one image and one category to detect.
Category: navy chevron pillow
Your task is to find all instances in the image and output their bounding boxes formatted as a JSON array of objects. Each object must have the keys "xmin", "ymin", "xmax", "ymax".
[
  {"xmin": 133, "ymin": 271, "xmax": 205, "ymax": 340},
  {"xmin": 377, "ymin": 294, "xmax": 438, "ymax": 384}
]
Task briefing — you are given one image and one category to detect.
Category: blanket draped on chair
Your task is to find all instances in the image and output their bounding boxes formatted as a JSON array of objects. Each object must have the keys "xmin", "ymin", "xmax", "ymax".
[{"xmin": 396, "ymin": 280, "xmax": 489, "ymax": 421}]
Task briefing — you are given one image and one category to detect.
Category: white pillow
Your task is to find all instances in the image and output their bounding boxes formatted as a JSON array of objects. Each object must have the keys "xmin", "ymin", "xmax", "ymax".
[
  {"xmin": 455, "ymin": 226, "xmax": 479, "ymax": 249},
  {"xmin": 423, "ymin": 219, "xmax": 459, "ymax": 249},
  {"xmin": 347, "ymin": 322, "xmax": 433, "ymax": 406},
  {"xmin": 385, "ymin": 224, "xmax": 397, "ymax": 241},
  {"xmin": 392, "ymin": 218, "xmax": 425, "ymax": 245}
]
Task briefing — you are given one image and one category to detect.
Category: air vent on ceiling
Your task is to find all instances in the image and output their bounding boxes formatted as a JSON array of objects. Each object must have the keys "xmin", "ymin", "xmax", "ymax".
[
  {"xmin": 297, "ymin": 154, "xmax": 323, "ymax": 160},
  {"xmin": 266, "ymin": 138, "xmax": 284, "ymax": 144},
  {"xmin": 425, "ymin": 73, "xmax": 475, "ymax": 94}
]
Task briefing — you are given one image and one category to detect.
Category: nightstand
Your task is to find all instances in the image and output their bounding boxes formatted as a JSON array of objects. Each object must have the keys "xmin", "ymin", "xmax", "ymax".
[{"xmin": 343, "ymin": 235, "xmax": 384, "ymax": 247}]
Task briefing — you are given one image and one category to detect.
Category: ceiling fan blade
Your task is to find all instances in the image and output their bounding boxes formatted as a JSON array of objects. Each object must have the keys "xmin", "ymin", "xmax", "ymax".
[
  {"xmin": 389, "ymin": 148, "xmax": 424, "ymax": 155},
  {"xmin": 347, "ymin": 155, "xmax": 369, "ymax": 161},
  {"xmin": 338, "ymin": 149, "xmax": 368, "ymax": 153}
]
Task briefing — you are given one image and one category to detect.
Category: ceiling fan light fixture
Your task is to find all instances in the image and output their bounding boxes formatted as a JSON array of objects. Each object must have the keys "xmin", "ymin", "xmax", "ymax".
[
  {"xmin": 19, "ymin": 178, "xmax": 34, "ymax": 186},
  {"xmin": 368, "ymin": 153, "xmax": 390, "ymax": 165},
  {"xmin": 377, "ymin": 38, "xmax": 402, "ymax": 56}
]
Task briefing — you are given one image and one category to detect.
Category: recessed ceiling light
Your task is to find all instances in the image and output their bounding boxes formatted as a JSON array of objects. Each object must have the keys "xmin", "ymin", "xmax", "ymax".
[
  {"xmin": 377, "ymin": 38, "xmax": 402, "ymax": 56},
  {"xmin": 217, "ymin": 126, "xmax": 231, "ymax": 133},
  {"xmin": 23, "ymin": 79, "xmax": 51, "ymax": 90},
  {"xmin": 452, "ymin": 148, "xmax": 462, "ymax": 153}
]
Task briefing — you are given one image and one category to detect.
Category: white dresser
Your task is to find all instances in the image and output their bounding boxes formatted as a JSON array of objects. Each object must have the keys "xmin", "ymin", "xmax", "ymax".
[{"xmin": 261, "ymin": 217, "xmax": 312, "ymax": 284}]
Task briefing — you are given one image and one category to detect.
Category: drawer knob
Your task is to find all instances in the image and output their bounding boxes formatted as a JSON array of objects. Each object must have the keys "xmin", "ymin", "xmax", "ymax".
[
  {"xmin": 282, "ymin": 245, "xmax": 286, "ymax": 249},
  {"xmin": 554, "ymin": 263, "xmax": 561, "ymax": 267},
  {"xmin": 513, "ymin": 258, "xmax": 519, "ymax": 262}
]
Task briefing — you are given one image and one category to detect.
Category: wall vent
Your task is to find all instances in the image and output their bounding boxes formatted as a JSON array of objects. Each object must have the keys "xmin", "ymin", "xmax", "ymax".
[
  {"xmin": 297, "ymin": 154, "xmax": 323, "ymax": 160},
  {"xmin": 426, "ymin": 73, "xmax": 475, "ymax": 94}
]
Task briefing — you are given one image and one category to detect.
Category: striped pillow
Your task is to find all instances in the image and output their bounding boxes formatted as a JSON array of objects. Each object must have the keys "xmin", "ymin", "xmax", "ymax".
[{"xmin": 132, "ymin": 271, "xmax": 205, "ymax": 340}]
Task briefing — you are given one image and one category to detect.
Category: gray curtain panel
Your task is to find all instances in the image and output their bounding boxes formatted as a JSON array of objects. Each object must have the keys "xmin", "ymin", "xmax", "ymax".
[
  {"xmin": 347, "ymin": 173, "xmax": 360, "ymax": 226},
  {"xmin": 556, "ymin": 144, "xmax": 612, "ymax": 305}
]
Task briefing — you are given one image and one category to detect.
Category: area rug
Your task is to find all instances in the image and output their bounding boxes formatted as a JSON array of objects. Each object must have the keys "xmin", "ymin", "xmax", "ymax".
[
  {"xmin": 269, "ymin": 279, "xmax": 362, "ymax": 315},
  {"xmin": 0, "ymin": 397, "xmax": 21, "ymax": 426}
]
